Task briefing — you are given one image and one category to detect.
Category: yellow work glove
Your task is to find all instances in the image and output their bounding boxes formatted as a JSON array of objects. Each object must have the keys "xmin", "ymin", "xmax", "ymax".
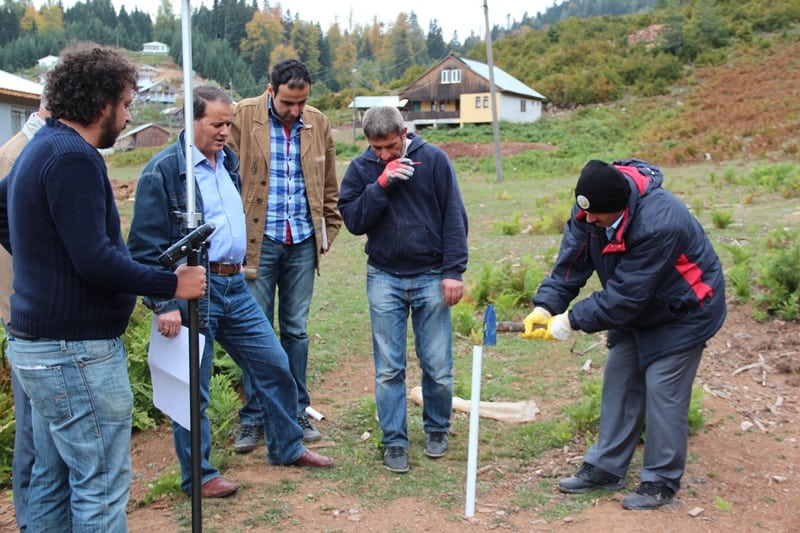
[
  {"xmin": 523, "ymin": 310, "xmax": 573, "ymax": 341},
  {"xmin": 521, "ymin": 307, "xmax": 550, "ymax": 339}
]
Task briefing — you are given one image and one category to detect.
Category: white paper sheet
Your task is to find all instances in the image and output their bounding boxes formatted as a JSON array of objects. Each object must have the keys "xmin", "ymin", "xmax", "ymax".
[{"xmin": 147, "ymin": 317, "xmax": 205, "ymax": 430}]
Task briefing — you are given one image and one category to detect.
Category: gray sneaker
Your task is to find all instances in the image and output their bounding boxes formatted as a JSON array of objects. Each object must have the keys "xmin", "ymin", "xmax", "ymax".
[
  {"xmin": 621, "ymin": 482, "xmax": 675, "ymax": 510},
  {"xmin": 424, "ymin": 432, "xmax": 448, "ymax": 458},
  {"xmin": 383, "ymin": 446, "xmax": 409, "ymax": 473},
  {"xmin": 233, "ymin": 424, "xmax": 262, "ymax": 454},
  {"xmin": 297, "ymin": 416, "xmax": 322, "ymax": 442},
  {"xmin": 558, "ymin": 462, "xmax": 625, "ymax": 493}
]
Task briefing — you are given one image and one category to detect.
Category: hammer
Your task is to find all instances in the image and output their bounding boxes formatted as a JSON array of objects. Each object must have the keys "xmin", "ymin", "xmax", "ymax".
[
  {"xmin": 483, "ymin": 305, "xmax": 543, "ymax": 346},
  {"xmin": 496, "ymin": 321, "xmax": 526, "ymax": 332}
]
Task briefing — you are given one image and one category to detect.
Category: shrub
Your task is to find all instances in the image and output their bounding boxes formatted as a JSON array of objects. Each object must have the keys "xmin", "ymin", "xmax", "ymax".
[
  {"xmin": 334, "ymin": 141, "xmax": 362, "ymax": 159},
  {"xmin": 711, "ymin": 209, "xmax": 733, "ymax": 229},
  {"xmin": 471, "ymin": 255, "xmax": 545, "ymax": 309},
  {"xmin": 123, "ymin": 305, "xmax": 162, "ymax": 431},
  {"xmin": 0, "ymin": 354, "xmax": 13, "ymax": 486},
  {"xmin": 493, "ymin": 214, "xmax": 522, "ymax": 236},
  {"xmin": 557, "ymin": 377, "xmax": 705, "ymax": 444},
  {"xmin": 207, "ymin": 372, "xmax": 241, "ymax": 449},
  {"xmin": 753, "ymin": 229, "xmax": 800, "ymax": 321},
  {"xmin": 451, "ymin": 301, "xmax": 477, "ymax": 338}
]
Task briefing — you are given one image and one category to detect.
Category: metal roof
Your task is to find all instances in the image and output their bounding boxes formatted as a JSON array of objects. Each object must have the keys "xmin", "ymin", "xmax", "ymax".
[
  {"xmin": 460, "ymin": 57, "xmax": 546, "ymax": 100},
  {"xmin": 0, "ymin": 70, "xmax": 43, "ymax": 99},
  {"xmin": 116, "ymin": 122, "xmax": 169, "ymax": 140},
  {"xmin": 348, "ymin": 96, "xmax": 408, "ymax": 109}
]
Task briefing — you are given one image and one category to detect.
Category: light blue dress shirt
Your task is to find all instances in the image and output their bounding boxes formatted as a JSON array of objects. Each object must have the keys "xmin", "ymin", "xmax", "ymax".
[{"xmin": 193, "ymin": 146, "xmax": 246, "ymax": 264}]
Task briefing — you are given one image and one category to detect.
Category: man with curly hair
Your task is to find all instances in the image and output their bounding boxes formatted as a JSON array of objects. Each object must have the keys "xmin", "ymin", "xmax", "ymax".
[{"xmin": 0, "ymin": 43, "xmax": 207, "ymax": 531}]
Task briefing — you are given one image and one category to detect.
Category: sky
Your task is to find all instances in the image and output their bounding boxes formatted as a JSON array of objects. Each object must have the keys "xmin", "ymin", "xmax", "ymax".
[{"xmin": 36, "ymin": 0, "xmax": 557, "ymax": 41}]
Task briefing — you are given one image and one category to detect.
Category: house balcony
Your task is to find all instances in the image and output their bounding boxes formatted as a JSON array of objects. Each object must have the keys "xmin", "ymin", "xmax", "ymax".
[
  {"xmin": 402, "ymin": 110, "xmax": 461, "ymax": 131},
  {"xmin": 403, "ymin": 110, "xmax": 459, "ymax": 121}
]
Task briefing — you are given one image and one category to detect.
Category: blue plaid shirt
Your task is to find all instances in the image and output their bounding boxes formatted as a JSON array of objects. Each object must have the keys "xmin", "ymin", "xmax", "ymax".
[{"xmin": 266, "ymin": 96, "xmax": 313, "ymax": 245}]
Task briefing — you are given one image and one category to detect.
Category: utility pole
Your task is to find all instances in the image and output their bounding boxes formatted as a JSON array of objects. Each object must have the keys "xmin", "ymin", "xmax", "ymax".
[
  {"xmin": 352, "ymin": 66, "xmax": 358, "ymax": 143},
  {"xmin": 483, "ymin": 0, "xmax": 503, "ymax": 183}
]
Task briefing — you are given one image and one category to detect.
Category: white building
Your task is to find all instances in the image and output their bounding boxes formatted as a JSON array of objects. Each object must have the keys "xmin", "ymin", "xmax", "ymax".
[
  {"xmin": 142, "ymin": 42, "xmax": 170, "ymax": 55},
  {"xmin": 37, "ymin": 55, "xmax": 59, "ymax": 70},
  {"xmin": 0, "ymin": 70, "xmax": 43, "ymax": 145}
]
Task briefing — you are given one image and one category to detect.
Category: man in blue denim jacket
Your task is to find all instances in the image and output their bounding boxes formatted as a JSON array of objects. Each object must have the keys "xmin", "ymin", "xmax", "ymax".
[{"xmin": 127, "ymin": 86, "xmax": 333, "ymax": 499}]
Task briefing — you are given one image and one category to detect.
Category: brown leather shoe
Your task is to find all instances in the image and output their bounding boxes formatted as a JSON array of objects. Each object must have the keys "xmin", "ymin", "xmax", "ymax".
[
  {"xmin": 201, "ymin": 476, "xmax": 240, "ymax": 498},
  {"xmin": 293, "ymin": 449, "xmax": 334, "ymax": 468}
]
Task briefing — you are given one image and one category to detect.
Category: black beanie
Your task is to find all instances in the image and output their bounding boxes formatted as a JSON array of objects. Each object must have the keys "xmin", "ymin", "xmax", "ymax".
[{"xmin": 574, "ymin": 160, "xmax": 630, "ymax": 213}]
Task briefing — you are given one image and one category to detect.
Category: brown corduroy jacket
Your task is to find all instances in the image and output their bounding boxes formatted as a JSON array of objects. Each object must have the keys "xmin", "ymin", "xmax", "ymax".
[
  {"xmin": 0, "ymin": 130, "xmax": 30, "ymax": 321},
  {"xmin": 229, "ymin": 91, "xmax": 342, "ymax": 279}
]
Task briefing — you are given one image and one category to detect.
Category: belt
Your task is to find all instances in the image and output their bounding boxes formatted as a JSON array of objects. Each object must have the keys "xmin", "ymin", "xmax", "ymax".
[
  {"xmin": 5, "ymin": 324, "xmax": 40, "ymax": 340},
  {"xmin": 209, "ymin": 262, "xmax": 242, "ymax": 276}
]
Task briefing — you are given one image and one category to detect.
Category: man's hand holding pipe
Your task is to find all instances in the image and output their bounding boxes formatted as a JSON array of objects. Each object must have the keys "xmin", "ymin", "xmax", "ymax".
[
  {"xmin": 173, "ymin": 263, "xmax": 206, "ymax": 300},
  {"xmin": 524, "ymin": 309, "xmax": 574, "ymax": 341},
  {"xmin": 521, "ymin": 307, "xmax": 550, "ymax": 339}
]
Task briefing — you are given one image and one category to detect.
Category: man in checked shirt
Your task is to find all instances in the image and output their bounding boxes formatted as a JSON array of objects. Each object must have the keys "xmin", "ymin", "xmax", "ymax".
[{"xmin": 229, "ymin": 59, "xmax": 342, "ymax": 451}]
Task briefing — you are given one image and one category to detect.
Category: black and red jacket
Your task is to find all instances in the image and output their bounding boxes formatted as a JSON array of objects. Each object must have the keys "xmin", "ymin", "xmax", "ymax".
[{"xmin": 533, "ymin": 159, "xmax": 727, "ymax": 369}]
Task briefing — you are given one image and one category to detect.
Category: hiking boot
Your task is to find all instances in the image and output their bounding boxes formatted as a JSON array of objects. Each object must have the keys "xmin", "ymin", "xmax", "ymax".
[
  {"xmin": 233, "ymin": 424, "xmax": 262, "ymax": 454},
  {"xmin": 558, "ymin": 462, "xmax": 625, "ymax": 493},
  {"xmin": 297, "ymin": 416, "xmax": 322, "ymax": 442},
  {"xmin": 424, "ymin": 432, "xmax": 449, "ymax": 458},
  {"xmin": 621, "ymin": 481, "xmax": 675, "ymax": 510},
  {"xmin": 383, "ymin": 446, "xmax": 409, "ymax": 473}
]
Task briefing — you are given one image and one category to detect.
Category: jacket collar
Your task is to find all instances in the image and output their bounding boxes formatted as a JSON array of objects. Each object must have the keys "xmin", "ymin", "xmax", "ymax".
[{"xmin": 176, "ymin": 129, "xmax": 239, "ymax": 178}]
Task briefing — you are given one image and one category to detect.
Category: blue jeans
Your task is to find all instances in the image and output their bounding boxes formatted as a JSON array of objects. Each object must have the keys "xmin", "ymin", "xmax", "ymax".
[
  {"xmin": 172, "ymin": 272, "xmax": 305, "ymax": 492},
  {"xmin": 243, "ymin": 236, "xmax": 316, "ymax": 423},
  {"xmin": 366, "ymin": 265, "xmax": 453, "ymax": 448},
  {"xmin": 11, "ymin": 369, "xmax": 33, "ymax": 532},
  {"xmin": 7, "ymin": 336, "xmax": 132, "ymax": 532}
]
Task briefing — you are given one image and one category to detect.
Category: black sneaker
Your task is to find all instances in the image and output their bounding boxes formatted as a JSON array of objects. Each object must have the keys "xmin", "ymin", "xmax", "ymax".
[
  {"xmin": 383, "ymin": 446, "xmax": 409, "ymax": 473},
  {"xmin": 424, "ymin": 432, "xmax": 448, "ymax": 458},
  {"xmin": 297, "ymin": 416, "xmax": 322, "ymax": 442},
  {"xmin": 621, "ymin": 481, "xmax": 675, "ymax": 510},
  {"xmin": 233, "ymin": 424, "xmax": 262, "ymax": 454},
  {"xmin": 558, "ymin": 462, "xmax": 625, "ymax": 493}
]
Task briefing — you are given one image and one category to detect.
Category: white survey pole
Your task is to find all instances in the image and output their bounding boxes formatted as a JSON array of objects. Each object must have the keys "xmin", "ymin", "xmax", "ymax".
[
  {"xmin": 179, "ymin": 2, "xmax": 203, "ymax": 531},
  {"xmin": 181, "ymin": 0, "xmax": 197, "ymax": 229},
  {"xmin": 465, "ymin": 345, "xmax": 483, "ymax": 517}
]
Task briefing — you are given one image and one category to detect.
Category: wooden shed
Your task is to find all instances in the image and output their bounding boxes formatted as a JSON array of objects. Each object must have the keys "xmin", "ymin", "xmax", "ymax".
[{"xmin": 114, "ymin": 123, "xmax": 170, "ymax": 151}]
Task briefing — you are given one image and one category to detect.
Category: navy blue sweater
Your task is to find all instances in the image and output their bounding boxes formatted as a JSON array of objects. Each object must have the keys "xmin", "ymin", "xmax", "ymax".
[
  {"xmin": 0, "ymin": 119, "xmax": 177, "ymax": 340},
  {"xmin": 338, "ymin": 133, "xmax": 468, "ymax": 280}
]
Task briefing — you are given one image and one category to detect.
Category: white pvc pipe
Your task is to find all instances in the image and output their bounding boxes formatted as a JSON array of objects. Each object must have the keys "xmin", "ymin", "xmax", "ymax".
[{"xmin": 465, "ymin": 345, "xmax": 482, "ymax": 517}]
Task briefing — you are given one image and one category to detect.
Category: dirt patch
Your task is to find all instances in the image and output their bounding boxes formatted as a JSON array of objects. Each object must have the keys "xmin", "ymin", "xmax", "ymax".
[
  {"xmin": 108, "ymin": 302, "xmax": 797, "ymax": 532},
  {"xmin": 0, "ymin": 302, "xmax": 782, "ymax": 532},
  {"xmin": 0, "ymin": 157, "xmax": 797, "ymax": 532},
  {"xmin": 436, "ymin": 141, "xmax": 553, "ymax": 160}
]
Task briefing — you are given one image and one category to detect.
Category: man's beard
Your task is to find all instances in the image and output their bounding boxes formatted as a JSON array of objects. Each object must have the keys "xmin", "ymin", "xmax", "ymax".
[{"xmin": 97, "ymin": 108, "xmax": 122, "ymax": 149}]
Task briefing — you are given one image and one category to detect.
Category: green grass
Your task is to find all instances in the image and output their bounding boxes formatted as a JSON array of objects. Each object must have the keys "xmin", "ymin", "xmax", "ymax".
[{"xmin": 100, "ymin": 117, "xmax": 800, "ymax": 528}]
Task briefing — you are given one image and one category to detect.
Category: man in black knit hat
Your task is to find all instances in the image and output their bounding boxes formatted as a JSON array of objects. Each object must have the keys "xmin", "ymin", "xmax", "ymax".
[{"xmin": 522, "ymin": 158, "xmax": 727, "ymax": 510}]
